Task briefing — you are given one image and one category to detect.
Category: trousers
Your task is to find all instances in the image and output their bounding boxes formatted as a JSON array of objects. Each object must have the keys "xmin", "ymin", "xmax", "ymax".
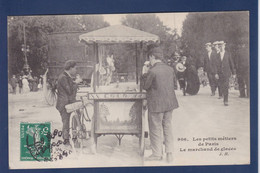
[
  {"xmin": 59, "ymin": 109, "xmax": 71, "ymax": 140},
  {"xmin": 219, "ymin": 75, "xmax": 229, "ymax": 102},
  {"xmin": 237, "ymin": 73, "xmax": 249, "ymax": 98},
  {"xmin": 148, "ymin": 109, "xmax": 173, "ymax": 157},
  {"xmin": 207, "ymin": 73, "xmax": 217, "ymax": 93}
]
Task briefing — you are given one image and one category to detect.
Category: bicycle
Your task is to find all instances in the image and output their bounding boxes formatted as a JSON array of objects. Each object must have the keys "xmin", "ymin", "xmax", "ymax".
[{"xmin": 65, "ymin": 96, "xmax": 94, "ymax": 153}]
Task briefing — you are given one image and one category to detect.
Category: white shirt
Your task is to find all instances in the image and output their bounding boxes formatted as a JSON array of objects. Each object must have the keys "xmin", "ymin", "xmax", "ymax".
[
  {"xmin": 64, "ymin": 70, "xmax": 73, "ymax": 78},
  {"xmin": 220, "ymin": 50, "xmax": 225, "ymax": 61},
  {"xmin": 208, "ymin": 50, "xmax": 212, "ymax": 60}
]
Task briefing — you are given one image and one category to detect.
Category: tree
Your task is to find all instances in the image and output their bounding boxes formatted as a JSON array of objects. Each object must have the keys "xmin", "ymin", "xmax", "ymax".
[
  {"xmin": 121, "ymin": 14, "xmax": 177, "ymax": 59},
  {"xmin": 104, "ymin": 14, "xmax": 178, "ymax": 75},
  {"xmin": 8, "ymin": 15, "xmax": 109, "ymax": 77},
  {"xmin": 181, "ymin": 12, "xmax": 249, "ymax": 68}
]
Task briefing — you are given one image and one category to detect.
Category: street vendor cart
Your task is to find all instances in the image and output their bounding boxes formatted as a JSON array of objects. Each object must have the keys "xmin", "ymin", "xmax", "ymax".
[{"xmin": 77, "ymin": 25, "xmax": 160, "ymax": 155}]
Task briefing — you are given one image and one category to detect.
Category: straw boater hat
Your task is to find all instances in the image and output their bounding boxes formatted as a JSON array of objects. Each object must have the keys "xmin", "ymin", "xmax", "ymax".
[
  {"xmin": 218, "ymin": 41, "xmax": 226, "ymax": 45},
  {"xmin": 213, "ymin": 41, "xmax": 220, "ymax": 45},
  {"xmin": 176, "ymin": 62, "xmax": 186, "ymax": 72},
  {"xmin": 174, "ymin": 52, "xmax": 181, "ymax": 57},
  {"xmin": 205, "ymin": 42, "xmax": 212, "ymax": 46}
]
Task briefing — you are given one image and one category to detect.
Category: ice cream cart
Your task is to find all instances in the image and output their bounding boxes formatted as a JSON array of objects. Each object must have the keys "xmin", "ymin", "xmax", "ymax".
[{"xmin": 79, "ymin": 25, "xmax": 159, "ymax": 155}]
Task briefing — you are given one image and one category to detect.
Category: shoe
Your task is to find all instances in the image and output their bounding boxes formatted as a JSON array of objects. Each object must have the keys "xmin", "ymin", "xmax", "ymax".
[
  {"xmin": 211, "ymin": 92, "xmax": 215, "ymax": 96},
  {"xmin": 145, "ymin": 154, "xmax": 163, "ymax": 161},
  {"xmin": 63, "ymin": 142, "xmax": 72, "ymax": 150},
  {"xmin": 224, "ymin": 102, "xmax": 229, "ymax": 106},
  {"xmin": 166, "ymin": 153, "xmax": 173, "ymax": 163},
  {"xmin": 218, "ymin": 96, "xmax": 223, "ymax": 99},
  {"xmin": 63, "ymin": 139, "xmax": 70, "ymax": 145}
]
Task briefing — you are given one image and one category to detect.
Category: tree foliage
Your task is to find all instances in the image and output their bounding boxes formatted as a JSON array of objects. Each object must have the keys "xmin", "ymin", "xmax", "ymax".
[
  {"xmin": 181, "ymin": 12, "xmax": 249, "ymax": 67},
  {"xmin": 8, "ymin": 15, "xmax": 109, "ymax": 77},
  {"xmin": 101, "ymin": 14, "xmax": 178, "ymax": 74},
  {"xmin": 121, "ymin": 14, "xmax": 178, "ymax": 59}
]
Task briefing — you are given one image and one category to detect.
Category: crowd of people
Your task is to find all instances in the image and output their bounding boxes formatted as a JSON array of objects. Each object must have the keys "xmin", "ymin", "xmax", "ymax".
[
  {"xmin": 139, "ymin": 43, "xmax": 249, "ymax": 163},
  {"xmin": 199, "ymin": 41, "xmax": 249, "ymax": 106},
  {"xmin": 171, "ymin": 54, "xmax": 200, "ymax": 96},
  {"xmin": 9, "ymin": 72, "xmax": 43, "ymax": 94},
  {"xmin": 166, "ymin": 41, "xmax": 249, "ymax": 106}
]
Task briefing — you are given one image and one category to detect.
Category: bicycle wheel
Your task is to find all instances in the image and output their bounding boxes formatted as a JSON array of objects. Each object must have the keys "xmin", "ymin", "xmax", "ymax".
[
  {"xmin": 44, "ymin": 88, "xmax": 57, "ymax": 106},
  {"xmin": 69, "ymin": 112, "xmax": 81, "ymax": 149}
]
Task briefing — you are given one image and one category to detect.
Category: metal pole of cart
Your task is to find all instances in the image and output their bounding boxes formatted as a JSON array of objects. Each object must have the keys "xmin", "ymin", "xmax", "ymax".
[{"xmin": 135, "ymin": 43, "xmax": 138, "ymax": 85}]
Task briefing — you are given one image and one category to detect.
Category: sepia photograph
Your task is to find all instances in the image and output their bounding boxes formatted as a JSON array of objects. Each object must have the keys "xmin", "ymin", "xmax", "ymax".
[{"xmin": 7, "ymin": 11, "xmax": 250, "ymax": 169}]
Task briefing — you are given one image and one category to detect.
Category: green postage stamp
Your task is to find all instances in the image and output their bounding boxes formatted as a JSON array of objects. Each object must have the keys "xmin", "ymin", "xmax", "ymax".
[{"xmin": 20, "ymin": 122, "xmax": 51, "ymax": 161}]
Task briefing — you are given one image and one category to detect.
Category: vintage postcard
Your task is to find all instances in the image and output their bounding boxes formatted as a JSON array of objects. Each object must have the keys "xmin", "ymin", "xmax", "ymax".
[{"xmin": 8, "ymin": 11, "xmax": 250, "ymax": 169}]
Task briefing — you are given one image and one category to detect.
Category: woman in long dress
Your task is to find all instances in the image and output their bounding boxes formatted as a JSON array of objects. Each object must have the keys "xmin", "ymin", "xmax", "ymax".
[
  {"xmin": 184, "ymin": 56, "xmax": 200, "ymax": 95},
  {"xmin": 22, "ymin": 76, "xmax": 30, "ymax": 93}
]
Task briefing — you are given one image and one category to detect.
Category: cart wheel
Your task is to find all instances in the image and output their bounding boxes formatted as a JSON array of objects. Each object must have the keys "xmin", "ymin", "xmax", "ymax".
[{"xmin": 44, "ymin": 88, "xmax": 57, "ymax": 106}]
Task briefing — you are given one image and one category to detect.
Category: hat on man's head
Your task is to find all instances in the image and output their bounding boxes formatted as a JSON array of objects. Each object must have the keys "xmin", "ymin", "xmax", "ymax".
[
  {"xmin": 64, "ymin": 60, "xmax": 77, "ymax": 70},
  {"xmin": 148, "ymin": 46, "xmax": 164, "ymax": 60},
  {"xmin": 218, "ymin": 41, "xmax": 226, "ymax": 45},
  {"xmin": 174, "ymin": 52, "xmax": 181, "ymax": 57},
  {"xmin": 205, "ymin": 42, "xmax": 212, "ymax": 46},
  {"xmin": 213, "ymin": 41, "xmax": 220, "ymax": 45}
]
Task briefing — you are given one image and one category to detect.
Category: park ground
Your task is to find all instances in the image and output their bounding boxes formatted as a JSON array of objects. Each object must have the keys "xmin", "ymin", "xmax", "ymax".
[{"xmin": 8, "ymin": 85, "xmax": 250, "ymax": 169}]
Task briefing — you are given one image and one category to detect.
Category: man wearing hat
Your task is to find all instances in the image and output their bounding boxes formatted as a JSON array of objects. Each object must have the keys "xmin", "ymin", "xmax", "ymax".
[
  {"xmin": 202, "ymin": 42, "xmax": 218, "ymax": 96},
  {"xmin": 176, "ymin": 56, "xmax": 187, "ymax": 96},
  {"xmin": 214, "ymin": 41, "xmax": 236, "ymax": 106},
  {"xmin": 56, "ymin": 60, "xmax": 78, "ymax": 145},
  {"xmin": 234, "ymin": 43, "xmax": 249, "ymax": 98},
  {"xmin": 212, "ymin": 41, "xmax": 223, "ymax": 98},
  {"xmin": 10, "ymin": 75, "xmax": 18, "ymax": 94},
  {"xmin": 142, "ymin": 46, "xmax": 179, "ymax": 163}
]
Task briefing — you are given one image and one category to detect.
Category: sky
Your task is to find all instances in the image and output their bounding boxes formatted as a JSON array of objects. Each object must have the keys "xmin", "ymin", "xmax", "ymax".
[{"xmin": 102, "ymin": 12, "xmax": 188, "ymax": 35}]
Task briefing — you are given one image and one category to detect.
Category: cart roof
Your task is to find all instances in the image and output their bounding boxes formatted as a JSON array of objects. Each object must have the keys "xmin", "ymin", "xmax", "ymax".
[{"xmin": 79, "ymin": 25, "xmax": 160, "ymax": 44}]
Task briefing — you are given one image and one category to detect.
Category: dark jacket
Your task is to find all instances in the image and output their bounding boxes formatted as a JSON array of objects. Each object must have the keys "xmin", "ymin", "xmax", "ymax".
[
  {"xmin": 203, "ymin": 51, "xmax": 217, "ymax": 74},
  {"xmin": 234, "ymin": 47, "xmax": 249, "ymax": 76},
  {"xmin": 56, "ymin": 72, "xmax": 78, "ymax": 112},
  {"xmin": 215, "ymin": 51, "xmax": 235, "ymax": 78},
  {"xmin": 142, "ymin": 62, "xmax": 179, "ymax": 113}
]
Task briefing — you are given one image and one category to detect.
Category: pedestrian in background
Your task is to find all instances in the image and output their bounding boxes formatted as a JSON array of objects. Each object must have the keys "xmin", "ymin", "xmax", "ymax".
[
  {"xmin": 172, "ymin": 52, "xmax": 181, "ymax": 90},
  {"xmin": 142, "ymin": 46, "xmax": 179, "ymax": 163},
  {"xmin": 28, "ymin": 74, "xmax": 34, "ymax": 92},
  {"xmin": 22, "ymin": 75, "xmax": 30, "ymax": 93},
  {"xmin": 212, "ymin": 41, "xmax": 223, "ymax": 99},
  {"xmin": 18, "ymin": 76, "xmax": 23, "ymax": 94},
  {"xmin": 235, "ymin": 43, "xmax": 250, "ymax": 98},
  {"xmin": 202, "ymin": 42, "xmax": 218, "ymax": 96},
  {"xmin": 38, "ymin": 75, "xmax": 43, "ymax": 90},
  {"xmin": 214, "ymin": 41, "xmax": 236, "ymax": 106},
  {"xmin": 183, "ymin": 55, "xmax": 200, "ymax": 95},
  {"xmin": 176, "ymin": 56, "xmax": 187, "ymax": 96},
  {"xmin": 10, "ymin": 75, "xmax": 18, "ymax": 94}
]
